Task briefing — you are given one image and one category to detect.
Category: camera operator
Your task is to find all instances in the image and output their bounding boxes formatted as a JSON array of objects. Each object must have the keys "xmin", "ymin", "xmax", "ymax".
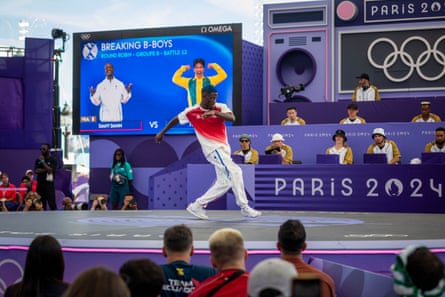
[
  {"xmin": 121, "ymin": 193, "xmax": 138, "ymax": 210},
  {"xmin": 90, "ymin": 194, "xmax": 108, "ymax": 211},
  {"xmin": 265, "ymin": 133, "xmax": 294, "ymax": 165}
]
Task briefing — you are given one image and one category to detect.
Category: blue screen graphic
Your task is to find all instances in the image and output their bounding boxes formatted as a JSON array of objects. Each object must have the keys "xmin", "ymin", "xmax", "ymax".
[{"xmin": 74, "ymin": 24, "xmax": 240, "ymax": 135}]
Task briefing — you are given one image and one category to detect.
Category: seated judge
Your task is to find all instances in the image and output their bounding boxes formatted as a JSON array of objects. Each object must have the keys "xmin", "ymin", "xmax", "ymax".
[
  {"xmin": 265, "ymin": 133, "xmax": 293, "ymax": 165},
  {"xmin": 325, "ymin": 129, "xmax": 353, "ymax": 164},
  {"xmin": 233, "ymin": 134, "xmax": 259, "ymax": 164},
  {"xmin": 367, "ymin": 128, "xmax": 401, "ymax": 164},
  {"xmin": 280, "ymin": 106, "xmax": 306, "ymax": 125},
  {"xmin": 411, "ymin": 101, "xmax": 442, "ymax": 123},
  {"xmin": 339, "ymin": 103, "xmax": 366, "ymax": 124},
  {"xmin": 425, "ymin": 127, "xmax": 445, "ymax": 153}
]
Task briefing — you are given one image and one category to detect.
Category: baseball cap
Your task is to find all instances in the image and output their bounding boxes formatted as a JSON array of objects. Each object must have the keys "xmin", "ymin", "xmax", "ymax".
[
  {"xmin": 239, "ymin": 134, "xmax": 251, "ymax": 142},
  {"xmin": 271, "ymin": 133, "xmax": 285, "ymax": 142},
  {"xmin": 25, "ymin": 169, "xmax": 33, "ymax": 175},
  {"xmin": 356, "ymin": 73, "xmax": 370, "ymax": 80},
  {"xmin": 372, "ymin": 128, "xmax": 386, "ymax": 138},
  {"xmin": 248, "ymin": 258, "xmax": 298, "ymax": 297},
  {"xmin": 420, "ymin": 101, "xmax": 431, "ymax": 105}
]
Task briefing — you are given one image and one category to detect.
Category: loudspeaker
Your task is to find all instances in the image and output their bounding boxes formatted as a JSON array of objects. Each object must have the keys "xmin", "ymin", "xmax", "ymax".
[{"xmin": 264, "ymin": 1, "xmax": 332, "ymax": 104}]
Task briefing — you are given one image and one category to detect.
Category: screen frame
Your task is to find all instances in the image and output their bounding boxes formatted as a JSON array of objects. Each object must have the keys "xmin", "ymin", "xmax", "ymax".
[{"xmin": 72, "ymin": 23, "xmax": 242, "ymax": 135}]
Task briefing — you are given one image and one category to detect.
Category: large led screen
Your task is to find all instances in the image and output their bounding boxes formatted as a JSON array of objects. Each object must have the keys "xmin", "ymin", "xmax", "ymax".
[{"xmin": 73, "ymin": 23, "xmax": 241, "ymax": 135}]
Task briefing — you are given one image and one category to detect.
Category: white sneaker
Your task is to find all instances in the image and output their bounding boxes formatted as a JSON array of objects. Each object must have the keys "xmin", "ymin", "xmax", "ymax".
[
  {"xmin": 186, "ymin": 202, "xmax": 208, "ymax": 220},
  {"xmin": 241, "ymin": 206, "xmax": 262, "ymax": 218}
]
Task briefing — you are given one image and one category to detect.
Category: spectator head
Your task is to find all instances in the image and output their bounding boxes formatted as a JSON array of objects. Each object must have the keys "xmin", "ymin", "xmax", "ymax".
[
  {"xmin": 63, "ymin": 266, "xmax": 130, "ymax": 297},
  {"xmin": 248, "ymin": 258, "xmax": 298, "ymax": 297},
  {"xmin": 62, "ymin": 197, "xmax": 73, "ymax": 210},
  {"xmin": 392, "ymin": 245, "xmax": 445, "ymax": 297},
  {"xmin": 208, "ymin": 228, "xmax": 246, "ymax": 269},
  {"xmin": 163, "ymin": 224, "xmax": 194, "ymax": 255},
  {"xmin": 286, "ymin": 107, "xmax": 298, "ymax": 120},
  {"xmin": 420, "ymin": 101, "xmax": 432, "ymax": 116},
  {"xmin": 435, "ymin": 127, "xmax": 445, "ymax": 145},
  {"xmin": 25, "ymin": 169, "xmax": 34, "ymax": 178},
  {"xmin": 120, "ymin": 259, "xmax": 164, "ymax": 297},
  {"xmin": 332, "ymin": 129, "xmax": 347, "ymax": 143},
  {"xmin": 23, "ymin": 235, "xmax": 65, "ymax": 283},
  {"xmin": 277, "ymin": 219, "xmax": 307, "ymax": 255}
]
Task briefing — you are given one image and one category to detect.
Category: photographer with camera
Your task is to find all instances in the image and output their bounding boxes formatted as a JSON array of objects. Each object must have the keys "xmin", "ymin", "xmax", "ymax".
[
  {"xmin": 90, "ymin": 194, "xmax": 108, "ymax": 211},
  {"xmin": 121, "ymin": 193, "xmax": 138, "ymax": 210},
  {"xmin": 265, "ymin": 133, "xmax": 294, "ymax": 165}
]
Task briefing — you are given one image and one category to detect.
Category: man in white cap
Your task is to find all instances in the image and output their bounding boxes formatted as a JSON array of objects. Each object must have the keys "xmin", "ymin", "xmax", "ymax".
[
  {"xmin": 411, "ymin": 101, "xmax": 442, "ymax": 122},
  {"xmin": 265, "ymin": 133, "xmax": 293, "ymax": 164},
  {"xmin": 352, "ymin": 73, "xmax": 380, "ymax": 101},
  {"xmin": 248, "ymin": 258, "xmax": 298, "ymax": 297},
  {"xmin": 367, "ymin": 128, "xmax": 401, "ymax": 164}
]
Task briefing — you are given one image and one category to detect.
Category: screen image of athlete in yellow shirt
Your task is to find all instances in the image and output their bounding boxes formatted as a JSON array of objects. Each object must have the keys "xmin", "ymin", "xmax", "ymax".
[{"xmin": 172, "ymin": 58, "xmax": 227, "ymax": 107}]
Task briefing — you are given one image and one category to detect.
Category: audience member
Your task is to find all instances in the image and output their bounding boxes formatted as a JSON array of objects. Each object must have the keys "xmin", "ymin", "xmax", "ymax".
[
  {"xmin": 110, "ymin": 148, "xmax": 133, "ymax": 210},
  {"xmin": 61, "ymin": 266, "xmax": 130, "ymax": 297},
  {"xmin": 25, "ymin": 169, "xmax": 38, "ymax": 191},
  {"xmin": 90, "ymin": 194, "xmax": 108, "ymax": 211},
  {"xmin": 120, "ymin": 259, "xmax": 164, "ymax": 297},
  {"xmin": 19, "ymin": 176, "xmax": 32, "ymax": 206},
  {"xmin": 161, "ymin": 224, "xmax": 217, "ymax": 297},
  {"xmin": 121, "ymin": 193, "xmax": 138, "ymax": 210},
  {"xmin": 265, "ymin": 133, "xmax": 293, "ymax": 164},
  {"xmin": 5, "ymin": 235, "xmax": 69, "ymax": 297},
  {"xmin": 339, "ymin": 103, "xmax": 366, "ymax": 124},
  {"xmin": 411, "ymin": 101, "xmax": 442, "ymax": 123},
  {"xmin": 352, "ymin": 73, "xmax": 381, "ymax": 101},
  {"xmin": 325, "ymin": 129, "xmax": 353, "ymax": 164},
  {"xmin": 248, "ymin": 258, "xmax": 298, "ymax": 297},
  {"xmin": 1, "ymin": 172, "xmax": 19, "ymax": 211},
  {"xmin": 392, "ymin": 245, "xmax": 445, "ymax": 297},
  {"xmin": 367, "ymin": 128, "xmax": 401, "ymax": 164},
  {"xmin": 189, "ymin": 228, "xmax": 249, "ymax": 297},
  {"xmin": 277, "ymin": 219, "xmax": 335, "ymax": 297},
  {"xmin": 425, "ymin": 127, "xmax": 445, "ymax": 153},
  {"xmin": 233, "ymin": 134, "xmax": 259, "ymax": 165},
  {"xmin": 22, "ymin": 192, "xmax": 41, "ymax": 211},
  {"xmin": 62, "ymin": 197, "xmax": 74, "ymax": 210},
  {"xmin": 35, "ymin": 143, "xmax": 57, "ymax": 210},
  {"xmin": 33, "ymin": 198, "xmax": 44, "ymax": 211},
  {"xmin": 281, "ymin": 106, "xmax": 306, "ymax": 125}
]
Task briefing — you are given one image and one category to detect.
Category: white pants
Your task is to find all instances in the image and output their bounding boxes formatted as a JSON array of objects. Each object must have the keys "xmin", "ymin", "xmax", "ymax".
[{"xmin": 195, "ymin": 147, "xmax": 248, "ymax": 208}]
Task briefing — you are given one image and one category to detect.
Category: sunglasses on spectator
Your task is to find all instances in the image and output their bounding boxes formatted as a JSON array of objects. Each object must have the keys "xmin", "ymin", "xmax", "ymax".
[{"xmin": 240, "ymin": 139, "xmax": 250, "ymax": 142}]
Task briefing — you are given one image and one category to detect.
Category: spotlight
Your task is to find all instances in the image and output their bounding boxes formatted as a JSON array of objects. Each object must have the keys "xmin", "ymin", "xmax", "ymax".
[
  {"xmin": 280, "ymin": 84, "xmax": 305, "ymax": 101},
  {"xmin": 51, "ymin": 28, "xmax": 67, "ymax": 40}
]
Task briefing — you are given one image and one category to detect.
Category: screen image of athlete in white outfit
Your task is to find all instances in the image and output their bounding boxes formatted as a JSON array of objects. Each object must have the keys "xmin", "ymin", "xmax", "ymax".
[{"xmin": 89, "ymin": 63, "xmax": 133, "ymax": 122}]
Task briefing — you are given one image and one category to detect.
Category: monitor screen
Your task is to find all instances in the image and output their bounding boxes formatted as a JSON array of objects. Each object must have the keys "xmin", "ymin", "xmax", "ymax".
[{"xmin": 72, "ymin": 23, "xmax": 241, "ymax": 135}]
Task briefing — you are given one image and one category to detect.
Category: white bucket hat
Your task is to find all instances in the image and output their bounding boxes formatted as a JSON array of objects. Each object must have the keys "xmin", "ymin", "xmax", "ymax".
[
  {"xmin": 271, "ymin": 133, "xmax": 285, "ymax": 142},
  {"xmin": 372, "ymin": 128, "xmax": 386, "ymax": 138}
]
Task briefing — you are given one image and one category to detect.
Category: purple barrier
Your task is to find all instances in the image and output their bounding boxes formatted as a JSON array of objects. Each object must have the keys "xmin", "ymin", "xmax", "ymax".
[
  {"xmin": 187, "ymin": 164, "xmax": 445, "ymax": 213},
  {"xmin": 269, "ymin": 98, "xmax": 445, "ymax": 125}
]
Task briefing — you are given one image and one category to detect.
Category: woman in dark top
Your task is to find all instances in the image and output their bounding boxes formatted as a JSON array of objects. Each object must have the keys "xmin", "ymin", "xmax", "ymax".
[{"xmin": 5, "ymin": 235, "xmax": 69, "ymax": 297}]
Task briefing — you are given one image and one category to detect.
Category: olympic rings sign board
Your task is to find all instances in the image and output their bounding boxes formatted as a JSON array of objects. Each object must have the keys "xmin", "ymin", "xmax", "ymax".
[{"xmin": 338, "ymin": 27, "xmax": 445, "ymax": 92}]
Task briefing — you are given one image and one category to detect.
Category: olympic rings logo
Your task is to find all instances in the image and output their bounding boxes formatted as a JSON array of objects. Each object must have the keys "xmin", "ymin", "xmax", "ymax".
[{"xmin": 367, "ymin": 36, "xmax": 445, "ymax": 82}]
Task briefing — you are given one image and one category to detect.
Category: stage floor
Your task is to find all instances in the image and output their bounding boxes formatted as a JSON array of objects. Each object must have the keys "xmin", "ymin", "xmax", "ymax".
[{"xmin": 0, "ymin": 210, "xmax": 444, "ymax": 251}]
